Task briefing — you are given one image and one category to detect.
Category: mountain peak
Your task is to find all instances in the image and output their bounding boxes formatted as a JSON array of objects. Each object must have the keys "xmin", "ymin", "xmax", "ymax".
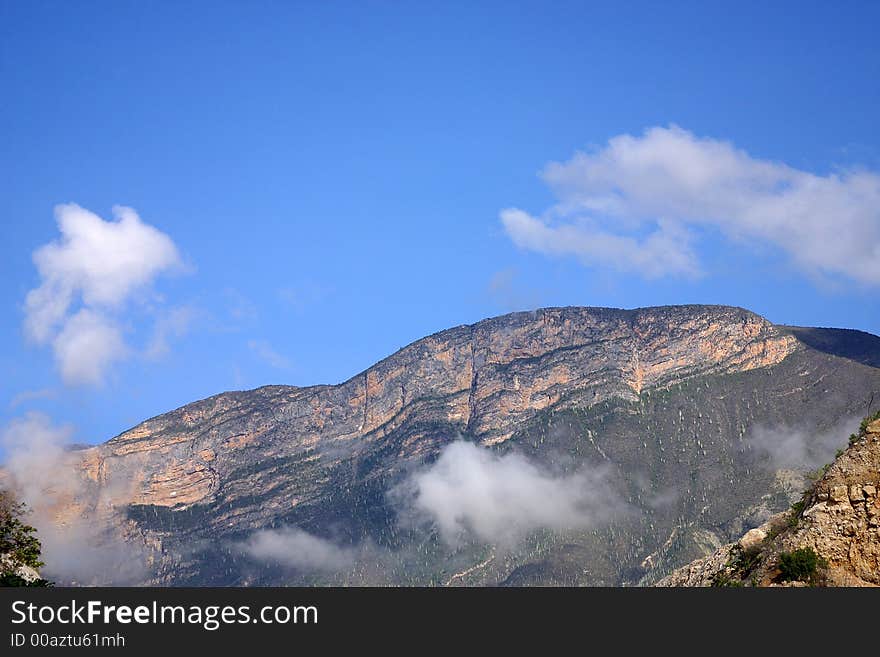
[{"xmin": 110, "ymin": 303, "xmax": 795, "ymax": 449}]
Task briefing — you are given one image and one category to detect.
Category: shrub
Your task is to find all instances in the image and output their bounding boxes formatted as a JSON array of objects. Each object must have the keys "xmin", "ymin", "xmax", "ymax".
[
  {"xmin": 732, "ymin": 545, "xmax": 763, "ymax": 575},
  {"xmin": 0, "ymin": 573, "xmax": 51, "ymax": 587},
  {"xmin": 806, "ymin": 463, "xmax": 831, "ymax": 481},
  {"xmin": 777, "ymin": 547, "xmax": 825, "ymax": 583},
  {"xmin": 0, "ymin": 490, "xmax": 50, "ymax": 587},
  {"xmin": 859, "ymin": 409, "xmax": 880, "ymax": 436},
  {"xmin": 788, "ymin": 500, "xmax": 806, "ymax": 528},
  {"xmin": 711, "ymin": 570, "xmax": 743, "ymax": 587}
]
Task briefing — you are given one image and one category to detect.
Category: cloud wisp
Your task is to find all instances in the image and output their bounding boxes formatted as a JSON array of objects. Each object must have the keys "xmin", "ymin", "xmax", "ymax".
[
  {"xmin": 24, "ymin": 204, "xmax": 182, "ymax": 385},
  {"xmin": 486, "ymin": 268, "xmax": 549, "ymax": 313},
  {"xmin": 247, "ymin": 339, "xmax": 292, "ymax": 370},
  {"xmin": 502, "ymin": 125, "xmax": 880, "ymax": 284},
  {"xmin": 0, "ymin": 413, "xmax": 148, "ymax": 585},
  {"xmin": 392, "ymin": 441, "xmax": 623, "ymax": 547},
  {"xmin": 745, "ymin": 415, "xmax": 861, "ymax": 471},
  {"xmin": 239, "ymin": 527, "xmax": 356, "ymax": 572},
  {"xmin": 8, "ymin": 388, "xmax": 56, "ymax": 410},
  {"xmin": 146, "ymin": 305, "xmax": 198, "ymax": 360}
]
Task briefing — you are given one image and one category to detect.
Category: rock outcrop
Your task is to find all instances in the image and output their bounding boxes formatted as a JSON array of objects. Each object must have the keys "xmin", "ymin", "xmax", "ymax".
[
  {"xmin": 658, "ymin": 414, "xmax": 880, "ymax": 587},
  {"xmin": 0, "ymin": 553, "xmax": 42, "ymax": 584}
]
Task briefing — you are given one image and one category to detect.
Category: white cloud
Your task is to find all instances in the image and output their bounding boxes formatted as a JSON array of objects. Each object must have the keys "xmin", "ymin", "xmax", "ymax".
[
  {"xmin": 23, "ymin": 204, "xmax": 182, "ymax": 385},
  {"xmin": 248, "ymin": 339, "xmax": 291, "ymax": 370},
  {"xmin": 501, "ymin": 209, "xmax": 700, "ymax": 278},
  {"xmin": 0, "ymin": 413, "xmax": 73, "ymax": 505},
  {"xmin": 392, "ymin": 441, "xmax": 622, "ymax": 546},
  {"xmin": 0, "ymin": 413, "xmax": 148, "ymax": 584},
  {"xmin": 8, "ymin": 388, "xmax": 56, "ymax": 409},
  {"xmin": 241, "ymin": 527, "xmax": 355, "ymax": 571},
  {"xmin": 51, "ymin": 310, "xmax": 128, "ymax": 386},
  {"xmin": 746, "ymin": 415, "xmax": 859, "ymax": 471},
  {"xmin": 502, "ymin": 125, "xmax": 880, "ymax": 283}
]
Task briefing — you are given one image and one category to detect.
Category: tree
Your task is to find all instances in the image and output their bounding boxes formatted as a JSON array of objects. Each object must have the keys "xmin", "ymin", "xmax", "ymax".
[{"xmin": 0, "ymin": 490, "xmax": 51, "ymax": 587}]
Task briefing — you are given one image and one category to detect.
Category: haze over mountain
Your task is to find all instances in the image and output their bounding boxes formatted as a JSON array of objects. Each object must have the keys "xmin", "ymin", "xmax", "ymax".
[
  {"xmin": 3, "ymin": 304, "xmax": 880, "ymax": 586},
  {"xmin": 659, "ymin": 413, "xmax": 880, "ymax": 587}
]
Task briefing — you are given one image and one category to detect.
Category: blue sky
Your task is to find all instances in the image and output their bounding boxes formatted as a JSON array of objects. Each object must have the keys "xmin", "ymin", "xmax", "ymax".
[{"xmin": 1, "ymin": 1, "xmax": 879, "ymax": 445}]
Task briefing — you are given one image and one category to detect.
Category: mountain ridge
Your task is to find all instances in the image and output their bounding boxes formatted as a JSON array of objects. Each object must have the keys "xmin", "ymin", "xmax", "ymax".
[
  {"xmin": 9, "ymin": 303, "xmax": 880, "ymax": 586},
  {"xmin": 106, "ymin": 304, "xmax": 795, "ymax": 444}
]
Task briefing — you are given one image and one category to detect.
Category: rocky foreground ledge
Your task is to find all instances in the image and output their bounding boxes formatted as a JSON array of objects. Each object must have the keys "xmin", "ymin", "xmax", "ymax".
[{"xmin": 657, "ymin": 415, "xmax": 880, "ymax": 587}]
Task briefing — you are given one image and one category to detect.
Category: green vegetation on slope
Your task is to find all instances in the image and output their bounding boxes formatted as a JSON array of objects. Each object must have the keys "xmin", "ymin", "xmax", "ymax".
[{"xmin": 0, "ymin": 490, "xmax": 51, "ymax": 587}]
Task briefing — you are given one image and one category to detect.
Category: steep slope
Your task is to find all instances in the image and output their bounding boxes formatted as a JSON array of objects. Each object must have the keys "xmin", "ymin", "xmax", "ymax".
[
  {"xmin": 657, "ymin": 413, "xmax": 880, "ymax": 586},
  {"xmin": 29, "ymin": 305, "xmax": 880, "ymax": 585},
  {"xmin": 782, "ymin": 326, "xmax": 880, "ymax": 368}
]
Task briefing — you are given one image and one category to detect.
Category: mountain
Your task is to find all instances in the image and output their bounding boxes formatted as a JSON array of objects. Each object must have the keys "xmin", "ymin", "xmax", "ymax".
[
  {"xmin": 657, "ymin": 412, "xmax": 880, "ymax": 586},
  {"xmin": 30, "ymin": 305, "xmax": 880, "ymax": 585}
]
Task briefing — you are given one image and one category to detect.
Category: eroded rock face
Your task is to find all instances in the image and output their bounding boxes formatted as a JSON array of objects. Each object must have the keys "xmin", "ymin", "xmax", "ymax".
[
  {"xmin": 34, "ymin": 305, "xmax": 880, "ymax": 585},
  {"xmin": 658, "ymin": 420, "xmax": 880, "ymax": 587},
  {"xmin": 655, "ymin": 543, "xmax": 737, "ymax": 587},
  {"xmin": 791, "ymin": 426, "xmax": 880, "ymax": 586},
  {"xmin": 78, "ymin": 305, "xmax": 796, "ymax": 510}
]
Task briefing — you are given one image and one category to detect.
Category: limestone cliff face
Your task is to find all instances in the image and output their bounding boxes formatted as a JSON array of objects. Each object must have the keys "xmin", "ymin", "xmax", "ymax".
[
  {"xmin": 658, "ymin": 417, "xmax": 880, "ymax": 587},
  {"xmin": 38, "ymin": 305, "xmax": 880, "ymax": 585},
  {"xmin": 801, "ymin": 420, "xmax": 880, "ymax": 585},
  {"xmin": 73, "ymin": 305, "xmax": 794, "ymax": 511}
]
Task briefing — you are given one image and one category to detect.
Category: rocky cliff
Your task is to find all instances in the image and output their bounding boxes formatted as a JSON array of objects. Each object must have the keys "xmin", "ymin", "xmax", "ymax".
[
  {"xmin": 80, "ymin": 305, "xmax": 797, "ymax": 505},
  {"xmin": 19, "ymin": 305, "xmax": 880, "ymax": 585},
  {"xmin": 657, "ymin": 413, "xmax": 880, "ymax": 587}
]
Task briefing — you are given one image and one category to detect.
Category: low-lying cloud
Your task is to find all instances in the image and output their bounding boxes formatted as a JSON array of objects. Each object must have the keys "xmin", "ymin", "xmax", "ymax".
[
  {"xmin": 240, "ymin": 527, "xmax": 356, "ymax": 571},
  {"xmin": 502, "ymin": 125, "xmax": 880, "ymax": 284},
  {"xmin": 745, "ymin": 415, "xmax": 860, "ymax": 471},
  {"xmin": 0, "ymin": 412, "xmax": 148, "ymax": 584},
  {"xmin": 392, "ymin": 441, "xmax": 623, "ymax": 546},
  {"xmin": 24, "ymin": 204, "xmax": 182, "ymax": 385}
]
